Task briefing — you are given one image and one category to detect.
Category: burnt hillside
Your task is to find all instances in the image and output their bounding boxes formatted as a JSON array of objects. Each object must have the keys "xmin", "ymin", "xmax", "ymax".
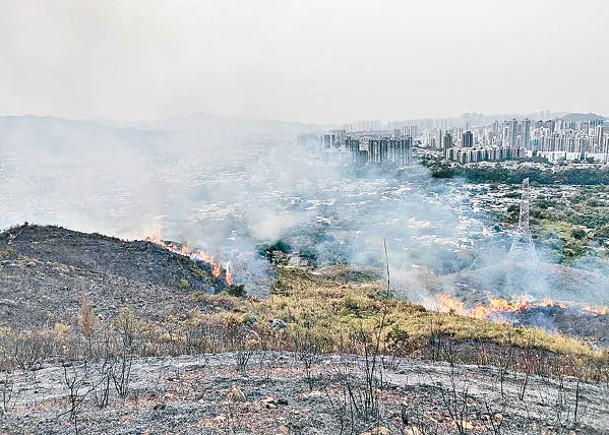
[{"xmin": 0, "ymin": 224, "xmax": 230, "ymax": 329}]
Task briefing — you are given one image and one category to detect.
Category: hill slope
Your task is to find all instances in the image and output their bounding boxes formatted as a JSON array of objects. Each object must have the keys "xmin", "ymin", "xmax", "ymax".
[
  {"xmin": 0, "ymin": 224, "xmax": 230, "ymax": 328},
  {"xmin": 444, "ymin": 261, "xmax": 609, "ymax": 302}
]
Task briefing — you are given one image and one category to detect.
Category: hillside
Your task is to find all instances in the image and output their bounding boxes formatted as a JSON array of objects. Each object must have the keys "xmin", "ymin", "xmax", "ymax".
[
  {"xmin": 1, "ymin": 225, "xmax": 609, "ymax": 433},
  {"xmin": 0, "ymin": 224, "xmax": 231, "ymax": 328},
  {"xmin": 0, "ymin": 115, "xmax": 171, "ymax": 153},
  {"xmin": 148, "ymin": 112, "xmax": 335, "ymax": 140},
  {"xmin": 445, "ymin": 260, "xmax": 609, "ymax": 303}
]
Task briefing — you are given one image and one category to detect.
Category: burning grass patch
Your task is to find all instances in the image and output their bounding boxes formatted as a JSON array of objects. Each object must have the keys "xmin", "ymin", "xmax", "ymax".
[
  {"xmin": 263, "ymin": 266, "xmax": 598, "ymax": 359},
  {"xmin": 0, "ymin": 265, "xmax": 607, "ymax": 384}
]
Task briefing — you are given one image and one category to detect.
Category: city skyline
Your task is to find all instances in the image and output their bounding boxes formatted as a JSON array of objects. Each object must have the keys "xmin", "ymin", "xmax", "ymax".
[{"xmin": 308, "ymin": 110, "xmax": 608, "ymax": 165}]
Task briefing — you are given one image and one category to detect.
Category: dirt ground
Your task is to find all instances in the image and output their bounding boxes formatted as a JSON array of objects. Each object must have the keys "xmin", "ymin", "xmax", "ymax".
[{"xmin": 1, "ymin": 352, "xmax": 607, "ymax": 434}]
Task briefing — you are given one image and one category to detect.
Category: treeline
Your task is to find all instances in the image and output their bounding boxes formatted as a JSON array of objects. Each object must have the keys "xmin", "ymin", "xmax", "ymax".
[{"xmin": 429, "ymin": 164, "xmax": 609, "ymax": 185}]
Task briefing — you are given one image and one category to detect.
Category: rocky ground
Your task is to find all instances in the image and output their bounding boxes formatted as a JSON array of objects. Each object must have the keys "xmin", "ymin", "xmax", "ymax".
[
  {"xmin": 0, "ymin": 224, "xmax": 231, "ymax": 328},
  {"xmin": 2, "ymin": 352, "xmax": 608, "ymax": 434}
]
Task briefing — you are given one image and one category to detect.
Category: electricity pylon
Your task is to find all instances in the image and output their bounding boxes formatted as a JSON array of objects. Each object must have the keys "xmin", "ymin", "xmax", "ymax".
[{"xmin": 508, "ymin": 178, "xmax": 538, "ymax": 263}]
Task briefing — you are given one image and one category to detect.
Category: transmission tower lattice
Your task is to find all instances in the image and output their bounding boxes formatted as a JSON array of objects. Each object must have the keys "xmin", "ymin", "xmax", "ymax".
[{"xmin": 508, "ymin": 178, "xmax": 538, "ymax": 263}]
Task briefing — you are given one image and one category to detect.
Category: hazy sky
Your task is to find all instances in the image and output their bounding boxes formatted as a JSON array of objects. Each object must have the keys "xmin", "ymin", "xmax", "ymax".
[{"xmin": 1, "ymin": 0, "xmax": 607, "ymax": 123}]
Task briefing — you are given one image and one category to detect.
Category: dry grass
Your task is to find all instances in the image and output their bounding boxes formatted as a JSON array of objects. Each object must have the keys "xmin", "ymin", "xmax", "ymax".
[
  {"xmin": 0, "ymin": 265, "xmax": 607, "ymax": 382},
  {"xmin": 262, "ymin": 266, "xmax": 597, "ymax": 357}
]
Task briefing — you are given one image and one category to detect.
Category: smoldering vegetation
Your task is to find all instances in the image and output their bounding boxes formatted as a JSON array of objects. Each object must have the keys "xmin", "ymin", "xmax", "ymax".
[{"xmin": 1, "ymin": 115, "xmax": 608, "ymax": 309}]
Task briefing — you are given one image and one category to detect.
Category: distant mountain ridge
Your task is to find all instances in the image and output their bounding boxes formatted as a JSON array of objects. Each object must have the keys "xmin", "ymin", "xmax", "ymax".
[
  {"xmin": 0, "ymin": 113, "xmax": 334, "ymax": 149},
  {"xmin": 560, "ymin": 112, "xmax": 607, "ymax": 122},
  {"xmin": 0, "ymin": 115, "xmax": 173, "ymax": 153}
]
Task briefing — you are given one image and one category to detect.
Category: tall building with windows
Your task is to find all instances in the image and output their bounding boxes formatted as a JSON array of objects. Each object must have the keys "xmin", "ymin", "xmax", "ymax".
[
  {"xmin": 509, "ymin": 118, "xmax": 518, "ymax": 147},
  {"xmin": 462, "ymin": 130, "xmax": 474, "ymax": 147},
  {"xmin": 346, "ymin": 136, "xmax": 413, "ymax": 167},
  {"xmin": 522, "ymin": 118, "xmax": 531, "ymax": 149},
  {"xmin": 443, "ymin": 132, "xmax": 453, "ymax": 149},
  {"xmin": 596, "ymin": 125, "xmax": 605, "ymax": 151}
]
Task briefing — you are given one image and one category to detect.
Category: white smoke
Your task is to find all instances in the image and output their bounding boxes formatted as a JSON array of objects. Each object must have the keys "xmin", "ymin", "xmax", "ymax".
[{"xmin": 1, "ymin": 115, "xmax": 608, "ymax": 305}]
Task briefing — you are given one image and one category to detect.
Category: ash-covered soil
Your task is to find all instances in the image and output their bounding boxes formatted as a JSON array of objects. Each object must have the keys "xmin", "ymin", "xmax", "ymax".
[
  {"xmin": 0, "ymin": 224, "xmax": 230, "ymax": 329},
  {"xmin": 491, "ymin": 305, "xmax": 609, "ymax": 347},
  {"xmin": 2, "ymin": 352, "xmax": 608, "ymax": 434}
]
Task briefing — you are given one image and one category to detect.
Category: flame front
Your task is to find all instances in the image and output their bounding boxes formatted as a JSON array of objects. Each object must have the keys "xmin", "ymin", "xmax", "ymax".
[
  {"xmin": 435, "ymin": 294, "xmax": 607, "ymax": 320},
  {"xmin": 436, "ymin": 294, "xmax": 468, "ymax": 317},
  {"xmin": 583, "ymin": 304, "xmax": 609, "ymax": 315},
  {"xmin": 145, "ymin": 235, "xmax": 232, "ymax": 285}
]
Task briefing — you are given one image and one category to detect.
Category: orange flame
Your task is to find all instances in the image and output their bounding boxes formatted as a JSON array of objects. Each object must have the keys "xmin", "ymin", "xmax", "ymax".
[
  {"xmin": 435, "ymin": 294, "xmax": 531, "ymax": 320},
  {"xmin": 435, "ymin": 294, "xmax": 606, "ymax": 320},
  {"xmin": 436, "ymin": 294, "xmax": 468, "ymax": 317},
  {"xmin": 225, "ymin": 264, "xmax": 234, "ymax": 285},
  {"xmin": 145, "ymin": 235, "xmax": 232, "ymax": 285},
  {"xmin": 583, "ymin": 304, "xmax": 608, "ymax": 316}
]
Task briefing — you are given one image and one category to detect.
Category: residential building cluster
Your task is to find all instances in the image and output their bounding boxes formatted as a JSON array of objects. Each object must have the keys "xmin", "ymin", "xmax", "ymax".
[
  {"xmin": 345, "ymin": 136, "xmax": 413, "ymax": 167},
  {"xmin": 298, "ymin": 128, "xmax": 413, "ymax": 167},
  {"xmin": 299, "ymin": 113, "xmax": 608, "ymax": 166},
  {"xmin": 437, "ymin": 117, "xmax": 608, "ymax": 163}
]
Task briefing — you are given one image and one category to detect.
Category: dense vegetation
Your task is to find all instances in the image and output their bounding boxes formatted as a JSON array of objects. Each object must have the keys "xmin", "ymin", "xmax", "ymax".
[
  {"xmin": 495, "ymin": 185, "xmax": 609, "ymax": 266},
  {"xmin": 426, "ymin": 161, "xmax": 609, "ymax": 185},
  {"xmin": 420, "ymin": 161, "xmax": 609, "ymax": 267}
]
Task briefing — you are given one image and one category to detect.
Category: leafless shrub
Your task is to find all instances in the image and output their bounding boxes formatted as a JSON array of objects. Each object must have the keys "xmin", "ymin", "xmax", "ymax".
[
  {"xmin": 1, "ymin": 330, "xmax": 51, "ymax": 370},
  {"xmin": 573, "ymin": 377, "xmax": 583, "ymax": 425},
  {"xmin": 235, "ymin": 349, "xmax": 253, "ymax": 374},
  {"xmin": 554, "ymin": 375, "xmax": 571, "ymax": 430},
  {"xmin": 324, "ymin": 383, "xmax": 356, "ymax": 435},
  {"xmin": 324, "ymin": 314, "xmax": 387, "ymax": 432},
  {"xmin": 90, "ymin": 323, "xmax": 120, "ymax": 361},
  {"xmin": 427, "ymin": 318, "xmax": 441, "ymax": 364},
  {"xmin": 92, "ymin": 357, "xmax": 114, "ymax": 408},
  {"xmin": 397, "ymin": 398, "xmax": 439, "ymax": 435},
  {"xmin": 0, "ymin": 369, "xmax": 16, "ymax": 417},
  {"xmin": 62, "ymin": 361, "xmax": 94, "ymax": 434},
  {"xmin": 181, "ymin": 318, "xmax": 211, "ymax": 356},
  {"xmin": 224, "ymin": 323, "xmax": 256, "ymax": 374},
  {"xmin": 292, "ymin": 324, "xmax": 326, "ymax": 390},
  {"xmin": 517, "ymin": 346, "xmax": 539, "ymax": 401},
  {"xmin": 437, "ymin": 367, "xmax": 471, "ymax": 435},
  {"xmin": 481, "ymin": 398, "xmax": 505, "ymax": 435},
  {"xmin": 531, "ymin": 371, "xmax": 586, "ymax": 433},
  {"xmin": 497, "ymin": 332, "xmax": 516, "ymax": 398},
  {"xmin": 591, "ymin": 355, "xmax": 609, "ymax": 387},
  {"xmin": 111, "ymin": 350, "xmax": 133, "ymax": 399},
  {"xmin": 343, "ymin": 373, "xmax": 381, "ymax": 426}
]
